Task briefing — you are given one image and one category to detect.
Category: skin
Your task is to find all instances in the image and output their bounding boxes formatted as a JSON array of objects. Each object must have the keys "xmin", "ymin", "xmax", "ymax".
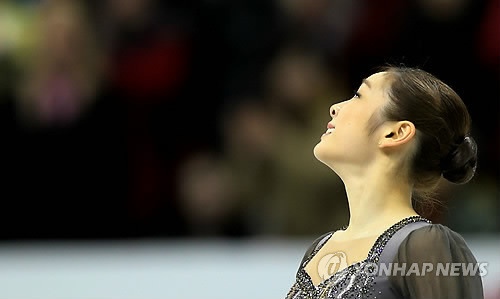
[{"xmin": 313, "ymin": 71, "xmax": 420, "ymax": 241}]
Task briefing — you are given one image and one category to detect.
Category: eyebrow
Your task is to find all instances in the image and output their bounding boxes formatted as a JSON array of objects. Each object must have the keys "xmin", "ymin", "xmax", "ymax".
[{"xmin": 362, "ymin": 78, "xmax": 372, "ymax": 89}]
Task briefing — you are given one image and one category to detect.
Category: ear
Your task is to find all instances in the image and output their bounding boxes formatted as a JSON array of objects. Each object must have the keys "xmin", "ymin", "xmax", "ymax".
[{"xmin": 378, "ymin": 121, "xmax": 415, "ymax": 148}]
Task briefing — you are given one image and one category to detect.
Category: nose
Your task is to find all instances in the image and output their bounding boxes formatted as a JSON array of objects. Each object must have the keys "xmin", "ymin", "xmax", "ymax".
[{"xmin": 330, "ymin": 103, "xmax": 340, "ymax": 118}]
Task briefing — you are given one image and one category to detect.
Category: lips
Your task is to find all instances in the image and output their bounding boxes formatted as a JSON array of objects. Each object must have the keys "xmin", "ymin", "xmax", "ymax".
[
  {"xmin": 325, "ymin": 123, "xmax": 336, "ymax": 133},
  {"xmin": 322, "ymin": 123, "xmax": 336, "ymax": 137}
]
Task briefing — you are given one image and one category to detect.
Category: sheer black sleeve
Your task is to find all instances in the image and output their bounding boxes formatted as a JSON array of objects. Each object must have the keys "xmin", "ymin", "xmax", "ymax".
[{"xmin": 389, "ymin": 224, "xmax": 484, "ymax": 299}]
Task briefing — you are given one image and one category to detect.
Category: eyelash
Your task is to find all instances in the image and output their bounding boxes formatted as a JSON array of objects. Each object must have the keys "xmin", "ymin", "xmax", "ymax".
[{"xmin": 353, "ymin": 90, "xmax": 361, "ymax": 98}]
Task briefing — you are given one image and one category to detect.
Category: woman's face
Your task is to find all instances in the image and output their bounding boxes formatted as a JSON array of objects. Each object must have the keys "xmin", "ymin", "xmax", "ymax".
[{"xmin": 313, "ymin": 71, "xmax": 391, "ymax": 171}]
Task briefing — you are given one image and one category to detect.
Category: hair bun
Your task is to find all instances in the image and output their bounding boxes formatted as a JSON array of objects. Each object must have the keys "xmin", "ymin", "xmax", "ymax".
[{"xmin": 440, "ymin": 136, "xmax": 478, "ymax": 184}]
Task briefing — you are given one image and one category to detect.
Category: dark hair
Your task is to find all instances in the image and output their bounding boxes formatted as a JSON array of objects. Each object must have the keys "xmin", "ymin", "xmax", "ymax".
[{"xmin": 366, "ymin": 66, "xmax": 478, "ymax": 214}]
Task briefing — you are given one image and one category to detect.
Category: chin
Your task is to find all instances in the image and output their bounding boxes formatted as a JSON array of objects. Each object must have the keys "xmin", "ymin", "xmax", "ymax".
[
  {"xmin": 314, "ymin": 140, "xmax": 343, "ymax": 171},
  {"xmin": 313, "ymin": 141, "xmax": 331, "ymax": 164}
]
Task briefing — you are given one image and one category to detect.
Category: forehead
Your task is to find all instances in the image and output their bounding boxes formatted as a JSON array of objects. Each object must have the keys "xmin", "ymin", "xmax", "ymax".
[
  {"xmin": 363, "ymin": 71, "xmax": 392, "ymax": 107},
  {"xmin": 365, "ymin": 71, "xmax": 391, "ymax": 88}
]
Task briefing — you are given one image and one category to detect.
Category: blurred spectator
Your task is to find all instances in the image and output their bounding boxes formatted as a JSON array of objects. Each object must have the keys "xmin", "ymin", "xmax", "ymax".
[
  {"xmin": 219, "ymin": 98, "xmax": 279, "ymax": 235},
  {"xmin": 14, "ymin": 0, "xmax": 103, "ymax": 127},
  {"xmin": 93, "ymin": 0, "xmax": 195, "ymax": 235},
  {"xmin": 416, "ymin": 0, "xmax": 470, "ymax": 21},
  {"xmin": 219, "ymin": 47, "xmax": 352, "ymax": 236},
  {"xmin": 101, "ymin": 0, "xmax": 191, "ymax": 101},
  {"xmin": 262, "ymin": 47, "xmax": 351, "ymax": 235},
  {"xmin": 477, "ymin": 0, "xmax": 499, "ymax": 69},
  {"xmin": 277, "ymin": 0, "xmax": 359, "ymax": 55},
  {"xmin": 177, "ymin": 151, "xmax": 249, "ymax": 236}
]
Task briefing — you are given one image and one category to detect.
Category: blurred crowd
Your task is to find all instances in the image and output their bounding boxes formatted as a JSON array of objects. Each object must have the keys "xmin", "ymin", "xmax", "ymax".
[{"xmin": 0, "ymin": 0, "xmax": 498, "ymax": 239}]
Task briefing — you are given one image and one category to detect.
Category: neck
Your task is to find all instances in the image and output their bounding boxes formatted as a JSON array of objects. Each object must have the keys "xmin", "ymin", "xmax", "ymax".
[{"xmin": 338, "ymin": 163, "xmax": 419, "ymax": 238}]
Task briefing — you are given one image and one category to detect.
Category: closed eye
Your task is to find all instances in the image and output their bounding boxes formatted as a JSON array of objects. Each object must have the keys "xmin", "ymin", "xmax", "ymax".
[{"xmin": 353, "ymin": 90, "xmax": 361, "ymax": 98}]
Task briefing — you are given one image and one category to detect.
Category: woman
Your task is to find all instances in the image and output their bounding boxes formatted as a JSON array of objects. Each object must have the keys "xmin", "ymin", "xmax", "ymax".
[{"xmin": 285, "ymin": 66, "xmax": 484, "ymax": 299}]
